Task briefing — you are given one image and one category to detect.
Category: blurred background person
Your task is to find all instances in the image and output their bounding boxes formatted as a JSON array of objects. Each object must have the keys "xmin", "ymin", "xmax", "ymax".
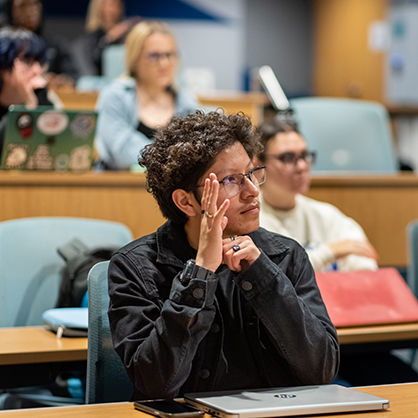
[
  {"xmin": 0, "ymin": 27, "xmax": 58, "ymax": 158},
  {"xmin": 3, "ymin": 0, "xmax": 79, "ymax": 87},
  {"xmin": 94, "ymin": 20, "xmax": 198, "ymax": 170},
  {"xmin": 256, "ymin": 118, "xmax": 379, "ymax": 272},
  {"xmin": 79, "ymin": 0, "xmax": 140, "ymax": 76}
]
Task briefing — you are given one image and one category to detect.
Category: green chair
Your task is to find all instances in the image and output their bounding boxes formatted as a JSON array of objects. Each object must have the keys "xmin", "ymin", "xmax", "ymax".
[
  {"xmin": 86, "ymin": 261, "xmax": 133, "ymax": 403},
  {"xmin": 289, "ymin": 97, "xmax": 398, "ymax": 173},
  {"xmin": 0, "ymin": 217, "xmax": 132, "ymax": 328}
]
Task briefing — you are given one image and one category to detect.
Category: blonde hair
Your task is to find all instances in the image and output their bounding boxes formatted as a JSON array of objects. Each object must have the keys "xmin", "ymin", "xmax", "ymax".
[
  {"xmin": 85, "ymin": 0, "xmax": 124, "ymax": 33},
  {"xmin": 125, "ymin": 20, "xmax": 176, "ymax": 79}
]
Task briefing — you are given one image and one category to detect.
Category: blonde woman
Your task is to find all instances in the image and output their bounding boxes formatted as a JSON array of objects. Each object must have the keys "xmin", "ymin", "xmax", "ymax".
[{"xmin": 95, "ymin": 20, "xmax": 198, "ymax": 170}]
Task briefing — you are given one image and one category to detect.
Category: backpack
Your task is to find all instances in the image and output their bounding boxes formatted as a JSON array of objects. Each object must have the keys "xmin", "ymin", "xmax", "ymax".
[{"xmin": 56, "ymin": 238, "xmax": 117, "ymax": 308}]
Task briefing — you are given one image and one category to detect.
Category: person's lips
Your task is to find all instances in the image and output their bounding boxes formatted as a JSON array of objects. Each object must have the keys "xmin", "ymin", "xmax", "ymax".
[{"xmin": 241, "ymin": 202, "xmax": 260, "ymax": 215}]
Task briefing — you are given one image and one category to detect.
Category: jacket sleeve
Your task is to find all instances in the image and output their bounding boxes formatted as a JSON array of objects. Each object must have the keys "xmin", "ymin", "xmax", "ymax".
[
  {"xmin": 95, "ymin": 85, "xmax": 151, "ymax": 169},
  {"xmin": 108, "ymin": 253, "xmax": 218, "ymax": 399},
  {"xmin": 234, "ymin": 249, "xmax": 339, "ymax": 385}
]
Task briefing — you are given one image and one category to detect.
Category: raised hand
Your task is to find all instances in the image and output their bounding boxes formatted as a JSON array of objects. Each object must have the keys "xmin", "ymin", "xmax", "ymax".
[{"xmin": 195, "ymin": 173, "xmax": 230, "ymax": 272}]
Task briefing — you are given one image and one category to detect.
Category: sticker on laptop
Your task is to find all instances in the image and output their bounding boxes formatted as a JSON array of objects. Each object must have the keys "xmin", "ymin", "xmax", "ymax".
[
  {"xmin": 27, "ymin": 145, "xmax": 53, "ymax": 170},
  {"xmin": 37, "ymin": 111, "xmax": 69, "ymax": 136},
  {"xmin": 70, "ymin": 114, "xmax": 96, "ymax": 138},
  {"xmin": 5, "ymin": 144, "xmax": 29, "ymax": 168},
  {"xmin": 16, "ymin": 112, "xmax": 34, "ymax": 138},
  {"xmin": 70, "ymin": 145, "xmax": 92, "ymax": 171}
]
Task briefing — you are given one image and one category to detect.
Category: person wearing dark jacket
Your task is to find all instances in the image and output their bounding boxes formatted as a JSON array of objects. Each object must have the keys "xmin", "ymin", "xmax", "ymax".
[{"xmin": 108, "ymin": 110, "xmax": 339, "ymax": 400}]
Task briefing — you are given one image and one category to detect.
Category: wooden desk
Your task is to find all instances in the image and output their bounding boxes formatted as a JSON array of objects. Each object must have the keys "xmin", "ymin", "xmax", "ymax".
[
  {"xmin": 308, "ymin": 173, "xmax": 418, "ymax": 267},
  {"xmin": 0, "ymin": 171, "xmax": 165, "ymax": 241},
  {"xmin": 0, "ymin": 383, "xmax": 416, "ymax": 417},
  {"xmin": 3, "ymin": 171, "xmax": 418, "ymax": 266},
  {"xmin": 0, "ymin": 327, "xmax": 87, "ymax": 366},
  {"xmin": 2, "ymin": 322, "xmax": 417, "ymax": 367},
  {"xmin": 54, "ymin": 89, "xmax": 268, "ymax": 125}
]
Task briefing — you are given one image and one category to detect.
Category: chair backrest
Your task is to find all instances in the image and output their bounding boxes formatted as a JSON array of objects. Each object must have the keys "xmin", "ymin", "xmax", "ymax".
[
  {"xmin": 407, "ymin": 220, "xmax": 418, "ymax": 298},
  {"xmin": 0, "ymin": 217, "xmax": 132, "ymax": 327},
  {"xmin": 102, "ymin": 45, "xmax": 126, "ymax": 81},
  {"xmin": 86, "ymin": 261, "xmax": 133, "ymax": 403},
  {"xmin": 289, "ymin": 97, "xmax": 398, "ymax": 173}
]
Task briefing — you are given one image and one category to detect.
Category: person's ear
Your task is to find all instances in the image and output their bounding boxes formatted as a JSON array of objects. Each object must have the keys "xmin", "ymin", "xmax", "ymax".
[{"xmin": 172, "ymin": 189, "xmax": 199, "ymax": 217}]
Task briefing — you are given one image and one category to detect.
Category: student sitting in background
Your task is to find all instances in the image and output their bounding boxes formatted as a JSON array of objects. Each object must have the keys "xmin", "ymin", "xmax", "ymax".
[
  {"xmin": 0, "ymin": 27, "xmax": 55, "ymax": 158},
  {"xmin": 95, "ymin": 20, "xmax": 198, "ymax": 170},
  {"xmin": 256, "ymin": 118, "xmax": 378, "ymax": 272},
  {"xmin": 3, "ymin": 0, "xmax": 79, "ymax": 87}
]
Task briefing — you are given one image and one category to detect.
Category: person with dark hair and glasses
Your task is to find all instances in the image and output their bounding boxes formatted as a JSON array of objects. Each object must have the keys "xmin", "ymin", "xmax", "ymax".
[
  {"xmin": 107, "ymin": 110, "xmax": 339, "ymax": 400},
  {"xmin": 256, "ymin": 118, "xmax": 378, "ymax": 272},
  {"xmin": 0, "ymin": 26, "xmax": 56, "ymax": 158}
]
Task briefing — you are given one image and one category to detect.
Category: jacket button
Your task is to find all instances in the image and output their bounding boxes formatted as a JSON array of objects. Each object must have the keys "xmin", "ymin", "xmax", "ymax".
[
  {"xmin": 192, "ymin": 288, "xmax": 204, "ymax": 299},
  {"xmin": 241, "ymin": 281, "xmax": 253, "ymax": 291},
  {"xmin": 199, "ymin": 369, "xmax": 210, "ymax": 379}
]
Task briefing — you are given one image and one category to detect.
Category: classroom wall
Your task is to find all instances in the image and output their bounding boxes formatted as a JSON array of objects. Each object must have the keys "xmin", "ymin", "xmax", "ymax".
[{"xmin": 36, "ymin": 0, "xmax": 313, "ymax": 94}]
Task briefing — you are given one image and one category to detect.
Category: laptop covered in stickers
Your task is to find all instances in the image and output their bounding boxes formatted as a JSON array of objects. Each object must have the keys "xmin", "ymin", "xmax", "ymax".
[{"xmin": 0, "ymin": 105, "xmax": 97, "ymax": 172}]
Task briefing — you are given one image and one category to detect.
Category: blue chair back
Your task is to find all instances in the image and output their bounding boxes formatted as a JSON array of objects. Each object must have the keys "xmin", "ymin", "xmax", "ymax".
[
  {"xmin": 407, "ymin": 220, "xmax": 418, "ymax": 298},
  {"xmin": 86, "ymin": 261, "xmax": 133, "ymax": 403},
  {"xmin": 0, "ymin": 217, "xmax": 132, "ymax": 327},
  {"xmin": 102, "ymin": 45, "xmax": 125, "ymax": 82},
  {"xmin": 289, "ymin": 97, "xmax": 398, "ymax": 173}
]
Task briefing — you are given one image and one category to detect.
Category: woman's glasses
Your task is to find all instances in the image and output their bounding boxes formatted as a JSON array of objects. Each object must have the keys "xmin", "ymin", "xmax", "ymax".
[
  {"xmin": 266, "ymin": 150, "xmax": 316, "ymax": 168},
  {"xmin": 144, "ymin": 51, "xmax": 178, "ymax": 63}
]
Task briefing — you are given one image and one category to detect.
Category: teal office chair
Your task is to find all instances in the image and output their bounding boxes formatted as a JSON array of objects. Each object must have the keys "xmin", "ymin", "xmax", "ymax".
[
  {"xmin": 0, "ymin": 217, "xmax": 132, "ymax": 409},
  {"xmin": 0, "ymin": 217, "xmax": 133, "ymax": 328},
  {"xmin": 86, "ymin": 261, "xmax": 133, "ymax": 403},
  {"xmin": 102, "ymin": 44, "xmax": 125, "ymax": 82},
  {"xmin": 406, "ymin": 220, "xmax": 418, "ymax": 366},
  {"xmin": 407, "ymin": 220, "xmax": 418, "ymax": 299},
  {"xmin": 289, "ymin": 97, "xmax": 398, "ymax": 173}
]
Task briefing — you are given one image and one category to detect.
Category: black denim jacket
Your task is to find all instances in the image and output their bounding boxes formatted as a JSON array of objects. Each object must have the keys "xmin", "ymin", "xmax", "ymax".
[{"xmin": 108, "ymin": 221, "xmax": 339, "ymax": 400}]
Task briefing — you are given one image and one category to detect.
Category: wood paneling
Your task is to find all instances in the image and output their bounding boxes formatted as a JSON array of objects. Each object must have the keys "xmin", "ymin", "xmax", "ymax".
[{"xmin": 313, "ymin": 0, "xmax": 388, "ymax": 102}]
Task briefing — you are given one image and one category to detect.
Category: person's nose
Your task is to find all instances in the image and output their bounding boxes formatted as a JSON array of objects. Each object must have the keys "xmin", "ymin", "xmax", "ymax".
[
  {"xmin": 240, "ymin": 176, "xmax": 259, "ymax": 199},
  {"xmin": 294, "ymin": 156, "xmax": 309, "ymax": 172}
]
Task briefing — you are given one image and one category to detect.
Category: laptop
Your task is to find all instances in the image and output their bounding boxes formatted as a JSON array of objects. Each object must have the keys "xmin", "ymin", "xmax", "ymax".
[
  {"xmin": 315, "ymin": 268, "xmax": 418, "ymax": 327},
  {"xmin": 0, "ymin": 105, "xmax": 97, "ymax": 172},
  {"xmin": 184, "ymin": 385, "xmax": 389, "ymax": 418}
]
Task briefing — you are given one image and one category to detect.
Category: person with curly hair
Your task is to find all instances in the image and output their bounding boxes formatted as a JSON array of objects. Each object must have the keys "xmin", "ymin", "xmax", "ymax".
[{"xmin": 108, "ymin": 110, "xmax": 339, "ymax": 400}]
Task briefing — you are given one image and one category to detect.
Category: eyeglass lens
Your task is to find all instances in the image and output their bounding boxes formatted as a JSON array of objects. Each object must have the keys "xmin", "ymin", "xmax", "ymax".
[
  {"xmin": 274, "ymin": 151, "xmax": 315, "ymax": 166},
  {"xmin": 222, "ymin": 167, "xmax": 266, "ymax": 196}
]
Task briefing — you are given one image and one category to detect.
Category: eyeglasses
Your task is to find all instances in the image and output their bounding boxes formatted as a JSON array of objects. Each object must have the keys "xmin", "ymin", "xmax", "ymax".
[
  {"xmin": 144, "ymin": 51, "xmax": 178, "ymax": 63},
  {"xmin": 266, "ymin": 150, "xmax": 316, "ymax": 167},
  {"xmin": 198, "ymin": 166, "xmax": 266, "ymax": 197}
]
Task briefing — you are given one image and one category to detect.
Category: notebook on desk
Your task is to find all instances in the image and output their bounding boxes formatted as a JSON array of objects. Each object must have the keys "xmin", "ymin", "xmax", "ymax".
[
  {"xmin": 184, "ymin": 385, "xmax": 389, "ymax": 418},
  {"xmin": 315, "ymin": 268, "xmax": 418, "ymax": 327},
  {"xmin": 0, "ymin": 105, "xmax": 97, "ymax": 172}
]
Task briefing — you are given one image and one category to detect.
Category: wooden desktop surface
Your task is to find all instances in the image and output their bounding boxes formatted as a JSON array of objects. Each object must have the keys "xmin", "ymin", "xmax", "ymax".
[
  {"xmin": 1, "ymin": 171, "xmax": 418, "ymax": 266},
  {"xmin": 1, "ymin": 323, "xmax": 418, "ymax": 367},
  {"xmin": 0, "ymin": 327, "xmax": 87, "ymax": 366},
  {"xmin": 0, "ymin": 383, "xmax": 416, "ymax": 417}
]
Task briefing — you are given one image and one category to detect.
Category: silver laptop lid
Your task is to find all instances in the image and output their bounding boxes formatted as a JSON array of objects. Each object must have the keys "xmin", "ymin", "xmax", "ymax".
[{"xmin": 185, "ymin": 385, "xmax": 389, "ymax": 418}]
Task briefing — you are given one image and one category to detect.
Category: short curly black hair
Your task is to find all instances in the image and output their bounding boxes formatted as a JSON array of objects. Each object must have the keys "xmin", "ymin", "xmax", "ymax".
[{"xmin": 139, "ymin": 110, "xmax": 263, "ymax": 224}]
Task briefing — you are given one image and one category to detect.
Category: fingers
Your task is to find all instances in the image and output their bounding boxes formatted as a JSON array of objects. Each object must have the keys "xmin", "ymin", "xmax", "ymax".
[
  {"xmin": 222, "ymin": 236, "xmax": 260, "ymax": 272},
  {"xmin": 330, "ymin": 239, "xmax": 379, "ymax": 260}
]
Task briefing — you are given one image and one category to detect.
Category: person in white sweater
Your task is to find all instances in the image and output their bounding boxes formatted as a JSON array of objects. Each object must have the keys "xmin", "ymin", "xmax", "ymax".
[{"xmin": 256, "ymin": 118, "xmax": 378, "ymax": 272}]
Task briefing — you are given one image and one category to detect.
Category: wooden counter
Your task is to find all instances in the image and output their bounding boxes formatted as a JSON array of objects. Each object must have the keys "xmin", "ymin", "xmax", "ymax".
[
  {"xmin": 1, "ymin": 171, "xmax": 418, "ymax": 266},
  {"xmin": 308, "ymin": 172, "xmax": 418, "ymax": 267}
]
